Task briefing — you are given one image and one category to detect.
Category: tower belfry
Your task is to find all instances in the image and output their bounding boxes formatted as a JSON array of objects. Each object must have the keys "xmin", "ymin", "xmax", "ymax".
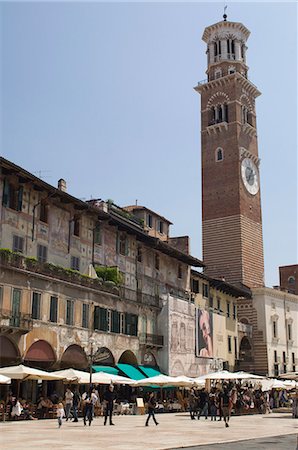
[{"xmin": 195, "ymin": 19, "xmax": 265, "ymax": 288}]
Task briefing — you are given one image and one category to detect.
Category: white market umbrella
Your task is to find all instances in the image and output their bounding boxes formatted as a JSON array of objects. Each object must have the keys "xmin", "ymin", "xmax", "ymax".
[
  {"xmin": 0, "ymin": 364, "xmax": 64, "ymax": 381},
  {"xmin": 279, "ymin": 372, "xmax": 298, "ymax": 381},
  {"xmin": 53, "ymin": 368, "xmax": 90, "ymax": 384},
  {"xmin": 233, "ymin": 371, "xmax": 266, "ymax": 380},
  {"xmin": 196, "ymin": 370, "xmax": 238, "ymax": 380},
  {"xmin": 92, "ymin": 371, "xmax": 135, "ymax": 385},
  {"xmin": 261, "ymin": 378, "xmax": 296, "ymax": 391},
  {"xmin": 172, "ymin": 375, "xmax": 197, "ymax": 387},
  {"xmin": 0, "ymin": 374, "xmax": 11, "ymax": 384},
  {"xmin": 133, "ymin": 374, "xmax": 190, "ymax": 387}
]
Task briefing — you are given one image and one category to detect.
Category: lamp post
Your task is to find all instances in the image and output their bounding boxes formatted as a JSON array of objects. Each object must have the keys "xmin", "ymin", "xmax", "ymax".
[{"xmin": 84, "ymin": 337, "xmax": 96, "ymax": 388}]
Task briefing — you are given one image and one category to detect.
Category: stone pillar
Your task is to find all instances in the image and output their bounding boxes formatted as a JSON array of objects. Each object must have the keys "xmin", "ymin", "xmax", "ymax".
[
  {"xmin": 209, "ymin": 43, "xmax": 215, "ymax": 64},
  {"xmin": 221, "ymin": 39, "xmax": 228, "ymax": 60},
  {"xmin": 235, "ymin": 41, "xmax": 242, "ymax": 61}
]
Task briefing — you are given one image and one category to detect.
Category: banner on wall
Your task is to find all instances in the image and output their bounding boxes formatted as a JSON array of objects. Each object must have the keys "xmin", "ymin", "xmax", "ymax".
[{"xmin": 195, "ymin": 308, "xmax": 213, "ymax": 358}]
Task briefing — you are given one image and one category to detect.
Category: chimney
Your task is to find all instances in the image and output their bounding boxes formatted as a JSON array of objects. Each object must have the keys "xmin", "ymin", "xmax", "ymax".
[{"xmin": 58, "ymin": 178, "xmax": 67, "ymax": 192}]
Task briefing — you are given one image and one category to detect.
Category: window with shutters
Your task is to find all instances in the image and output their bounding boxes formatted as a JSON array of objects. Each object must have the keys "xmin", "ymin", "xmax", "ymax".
[
  {"xmin": 228, "ymin": 335, "xmax": 232, "ymax": 353},
  {"xmin": 73, "ymin": 218, "xmax": 80, "ymax": 237},
  {"xmin": 191, "ymin": 279, "xmax": 199, "ymax": 293},
  {"xmin": 227, "ymin": 302, "xmax": 230, "ymax": 318},
  {"xmin": 2, "ymin": 180, "xmax": 23, "ymax": 211},
  {"xmin": 39, "ymin": 201, "xmax": 48, "ymax": 223},
  {"xmin": 137, "ymin": 245, "xmax": 142, "ymax": 263},
  {"xmin": 202, "ymin": 283, "xmax": 209, "ymax": 298},
  {"xmin": 125, "ymin": 313, "xmax": 138, "ymax": 336},
  {"xmin": 82, "ymin": 304, "xmax": 89, "ymax": 328},
  {"xmin": 94, "ymin": 225, "xmax": 102, "ymax": 245},
  {"xmin": 66, "ymin": 299, "xmax": 74, "ymax": 325},
  {"xmin": 32, "ymin": 292, "xmax": 41, "ymax": 320},
  {"xmin": 94, "ymin": 306, "xmax": 108, "ymax": 332},
  {"xmin": 233, "ymin": 304, "xmax": 237, "ymax": 320},
  {"xmin": 37, "ymin": 244, "xmax": 47, "ymax": 263},
  {"xmin": 12, "ymin": 235, "xmax": 24, "ymax": 253},
  {"xmin": 146, "ymin": 214, "xmax": 153, "ymax": 228},
  {"xmin": 117, "ymin": 232, "xmax": 128, "ymax": 256},
  {"xmin": 71, "ymin": 256, "xmax": 80, "ymax": 271},
  {"xmin": 49, "ymin": 296, "xmax": 58, "ymax": 323},
  {"xmin": 111, "ymin": 310, "xmax": 120, "ymax": 334}
]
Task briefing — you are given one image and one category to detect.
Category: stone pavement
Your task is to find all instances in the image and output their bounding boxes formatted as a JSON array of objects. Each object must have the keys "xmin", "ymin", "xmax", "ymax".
[
  {"xmin": 172, "ymin": 434, "xmax": 298, "ymax": 450},
  {"xmin": 0, "ymin": 413, "xmax": 297, "ymax": 450}
]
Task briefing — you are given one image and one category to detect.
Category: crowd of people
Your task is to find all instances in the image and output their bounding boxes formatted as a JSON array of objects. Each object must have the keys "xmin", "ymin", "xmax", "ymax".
[{"xmin": 2, "ymin": 381, "xmax": 296, "ymax": 427}]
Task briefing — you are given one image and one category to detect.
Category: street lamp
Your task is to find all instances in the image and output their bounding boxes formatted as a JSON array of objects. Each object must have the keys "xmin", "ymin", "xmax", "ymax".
[{"xmin": 83, "ymin": 337, "xmax": 96, "ymax": 388}]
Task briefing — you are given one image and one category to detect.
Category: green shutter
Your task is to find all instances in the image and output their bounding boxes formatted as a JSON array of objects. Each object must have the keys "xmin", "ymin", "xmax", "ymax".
[
  {"xmin": 99, "ymin": 307, "xmax": 108, "ymax": 331},
  {"xmin": 94, "ymin": 306, "xmax": 100, "ymax": 330},
  {"xmin": 111, "ymin": 310, "xmax": 120, "ymax": 333},
  {"xmin": 125, "ymin": 313, "xmax": 130, "ymax": 335}
]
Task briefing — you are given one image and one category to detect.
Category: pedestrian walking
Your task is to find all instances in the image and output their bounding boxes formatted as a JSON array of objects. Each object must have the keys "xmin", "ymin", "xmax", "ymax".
[
  {"xmin": 72, "ymin": 389, "xmax": 81, "ymax": 422},
  {"xmin": 103, "ymin": 385, "xmax": 115, "ymax": 426},
  {"xmin": 82, "ymin": 391, "xmax": 93, "ymax": 426},
  {"xmin": 221, "ymin": 384, "xmax": 231, "ymax": 428},
  {"xmin": 197, "ymin": 389, "xmax": 209, "ymax": 420},
  {"xmin": 145, "ymin": 392, "xmax": 159, "ymax": 426},
  {"xmin": 64, "ymin": 388, "xmax": 74, "ymax": 421},
  {"xmin": 209, "ymin": 388, "xmax": 217, "ymax": 421},
  {"xmin": 189, "ymin": 390, "xmax": 197, "ymax": 420},
  {"xmin": 57, "ymin": 402, "xmax": 65, "ymax": 428}
]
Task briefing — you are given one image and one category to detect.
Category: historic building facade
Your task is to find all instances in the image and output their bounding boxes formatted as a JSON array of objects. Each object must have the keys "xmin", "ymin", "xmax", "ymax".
[
  {"xmin": 0, "ymin": 157, "xmax": 203, "ymax": 374},
  {"xmin": 195, "ymin": 17, "xmax": 265, "ymax": 288}
]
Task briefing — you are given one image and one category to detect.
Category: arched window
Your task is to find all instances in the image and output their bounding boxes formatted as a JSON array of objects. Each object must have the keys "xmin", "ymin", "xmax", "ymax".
[
  {"xmin": 227, "ymin": 39, "xmax": 235, "ymax": 59},
  {"xmin": 214, "ymin": 40, "xmax": 221, "ymax": 61},
  {"xmin": 216, "ymin": 148, "xmax": 224, "ymax": 162},
  {"xmin": 288, "ymin": 276, "xmax": 295, "ymax": 285}
]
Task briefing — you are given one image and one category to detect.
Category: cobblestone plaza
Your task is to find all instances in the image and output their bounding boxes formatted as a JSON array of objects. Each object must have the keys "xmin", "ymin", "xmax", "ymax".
[{"xmin": 1, "ymin": 413, "xmax": 297, "ymax": 450}]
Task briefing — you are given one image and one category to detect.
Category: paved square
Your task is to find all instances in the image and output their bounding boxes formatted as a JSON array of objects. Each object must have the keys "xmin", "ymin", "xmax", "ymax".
[{"xmin": 0, "ymin": 413, "xmax": 297, "ymax": 450}]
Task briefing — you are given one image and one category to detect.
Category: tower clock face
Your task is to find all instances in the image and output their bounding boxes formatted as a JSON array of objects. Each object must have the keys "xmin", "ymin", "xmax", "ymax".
[{"xmin": 241, "ymin": 158, "xmax": 259, "ymax": 195}]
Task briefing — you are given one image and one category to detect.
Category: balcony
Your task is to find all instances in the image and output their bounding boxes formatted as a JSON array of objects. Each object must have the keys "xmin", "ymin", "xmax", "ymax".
[
  {"xmin": 238, "ymin": 322, "xmax": 253, "ymax": 338},
  {"xmin": 0, "ymin": 309, "xmax": 33, "ymax": 335},
  {"xmin": 120, "ymin": 287, "xmax": 162, "ymax": 309},
  {"xmin": 139, "ymin": 333, "xmax": 164, "ymax": 348}
]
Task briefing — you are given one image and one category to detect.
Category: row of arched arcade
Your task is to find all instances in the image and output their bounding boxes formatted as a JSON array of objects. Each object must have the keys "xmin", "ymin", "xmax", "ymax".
[{"xmin": 0, "ymin": 335, "xmax": 158, "ymax": 371}]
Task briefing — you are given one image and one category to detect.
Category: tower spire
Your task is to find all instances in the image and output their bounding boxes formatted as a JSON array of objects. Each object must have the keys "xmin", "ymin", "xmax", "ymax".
[{"xmin": 223, "ymin": 4, "xmax": 228, "ymax": 21}]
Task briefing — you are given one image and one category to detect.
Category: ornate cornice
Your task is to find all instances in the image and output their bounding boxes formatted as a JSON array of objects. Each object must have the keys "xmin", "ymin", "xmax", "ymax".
[
  {"xmin": 202, "ymin": 21, "xmax": 250, "ymax": 43},
  {"xmin": 252, "ymin": 287, "xmax": 298, "ymax": 303},
  {"xmin": 239, "ymin": 147, "xmax": 260, "ymax": 166},
  {"xmin": 194, "ymin": 72, "xmax": 261, "ymax": 99},
  {"xmin": 206, "ymin": 121, "xmax": 228, "ymax": 135}
]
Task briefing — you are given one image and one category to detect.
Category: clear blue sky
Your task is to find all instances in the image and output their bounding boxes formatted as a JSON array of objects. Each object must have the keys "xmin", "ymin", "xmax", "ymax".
[{"xmin": 1, "ymin": 2, "xmax": 297, "ymax": 287}]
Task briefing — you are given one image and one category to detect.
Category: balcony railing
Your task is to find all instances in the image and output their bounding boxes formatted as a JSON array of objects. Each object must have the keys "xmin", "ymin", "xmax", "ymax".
[
  {"xmin": 0, "ymin": 250, "xmax": 119, "ymax": 296},
  {"xmin": 139, "ymin": 333, "xmax": 164, "ymax": 347},
  {"xmin": 0, "ymin": 308, "xmax": 33, "ymax": 333},
  {"xmin": 208, "ymin": 119, "xmax": 228, "ymax": 126},
  {"xmin": 120, "ymin": 287, "xmax": 161, "ymax": 308}
]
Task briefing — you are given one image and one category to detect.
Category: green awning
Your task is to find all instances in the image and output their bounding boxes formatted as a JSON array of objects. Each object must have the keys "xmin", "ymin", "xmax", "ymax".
[
  {"xmin": 117, "ymin": 363, "xmax": 146, "ymax": 380},
  {"xmin": 92, "ymin": 365, "xmax": 119, "ymax": 375},
  {"xmin": 139, "ymin": 366, "xmax": 162, "ymax": 378}
]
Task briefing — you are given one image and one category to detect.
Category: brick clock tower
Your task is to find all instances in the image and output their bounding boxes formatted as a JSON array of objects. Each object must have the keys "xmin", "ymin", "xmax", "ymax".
[{"xmin": 195, "ymin": 16, "xmax": 265, "ymax": 288}]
